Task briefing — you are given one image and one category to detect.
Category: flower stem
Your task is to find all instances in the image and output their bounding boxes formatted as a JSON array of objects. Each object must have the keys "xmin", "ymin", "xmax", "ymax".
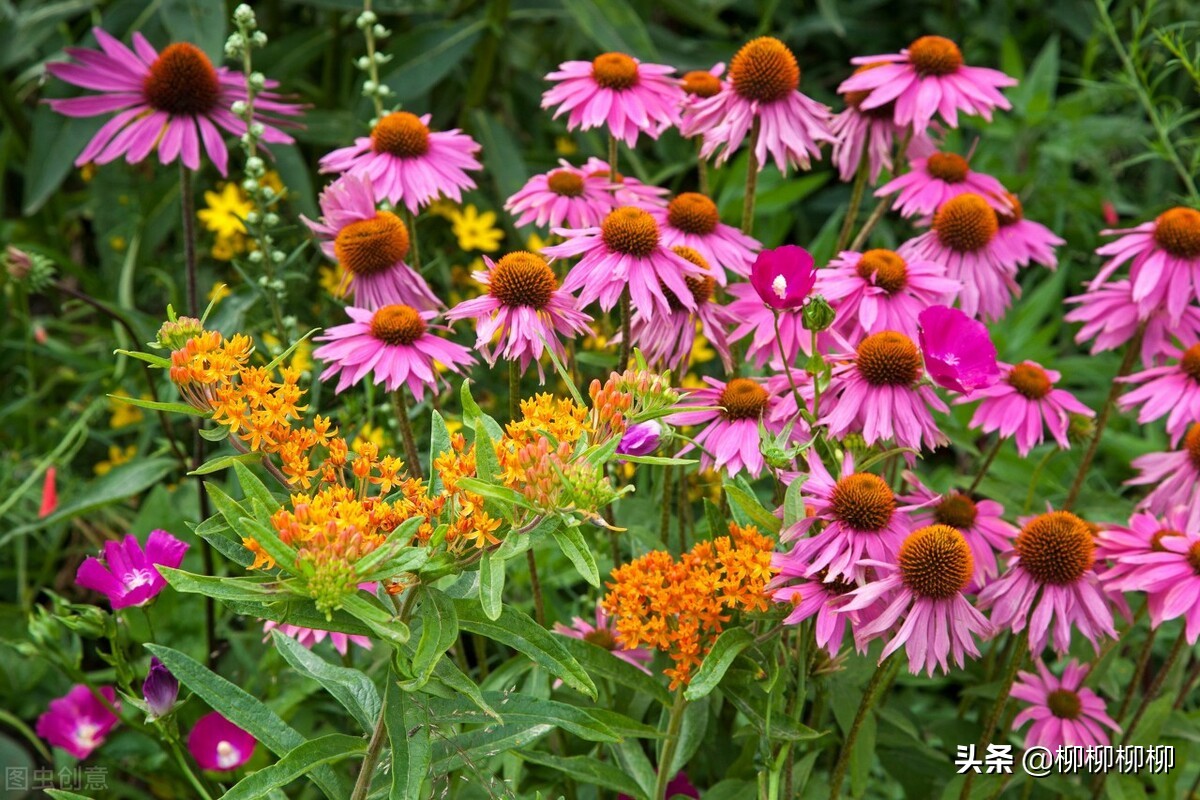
[
  {"xmin": 967, "ymin": 436, "xmax": 1004, "ymax": 493},
  {"xmin": 619, "ymin": 286, "xmax": 632, "ymax": 369},
  {"xmin": 1122, "ymin": 632, "xmax": 1187, "ymax": 744},
  {"xmin": 361, "ymin": 0, "xmax": 385, "ymax": 120},
  {"xmin": 741, "ymin": 119, "xmax": 761, "ymax": 236},
  {"xmin": 773, "ymin": 312, "xmax": 806, "ymax": 422},
  {"xmin": 509, "ymin": 360, "xmax": 546, "ymax": 625},
  {"xmin": 848, "ymin": 129, "xmax": 911, "ymax": 251},
  {"xmin": 1114, "ymin": 626, "xmax": 1158, "ymax": 724},
  {"xmin": 392, "ymin": 388, "xmax": 423, "ymax": 480},
  {"xmin": 608, "ymin": 134, "xmax": 619, "ymax": 178},
  {"xmin": 829, "ymin": 654, "xmax": 897, "ymax": 800},
  {"xmin": 808, "ymin": 330, "xmax": 822, "ymax": 420},
  {"xmin": 696, "ymin": 138, "xmax": 709, "ymax": 195},
  {"xmin": 402, "ymin": 206, "xmax": 422, "ymax": 272},
  {"xmin": 836, "ymin": 153, "xmax": 870, "ymax": 252},
  {"xmin": 959, "ymin": 628, "xmax": 1028, "ymax": 800},
  {"xmin": 180, "ymin": 164, "xmax": 199, "ymax": 318},
  {"xmin": 653, "ymin": 688, "xmax": 688, "ymax": 800}
]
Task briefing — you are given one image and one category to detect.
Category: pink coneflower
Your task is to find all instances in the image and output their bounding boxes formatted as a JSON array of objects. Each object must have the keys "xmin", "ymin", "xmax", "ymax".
[
  {"xmin": 505, "ymin": 162, "xmax": 616, "ymax": 230},
  {"xmin": 822, "ymin": 331, "xmax": 949, "ymax": 452},
  {"xmin": 1128, "ymin": 425, "xmax": 1200, "ymax": 522},
  {"xmin": 37, "ymin": 685, "xmax": 120, "ymax": 759},
  {"xmin": 581, "ymin": 157, "xmax": 669, "ymax": 208},
  {"xmin": 831, "ymin": 63, "xmax": 936, "ymax": 183},
  {"xmin": 876, "ymin": 152, "xmax": 1009, "ymax": 218},
  {"xmin": 553, "ymin": 607, "xmax": 653, "ymax": 673},
  {"xmin": 648, "ymin": 193, "xmax": 759, "ymax": 281},
  {"xmin": 46, "ymin": 30, "xmax": 300, "ymax": 175},
  {"xmin": 445, "ymin": 251, "xmax": 592, "ymax": 380},
  {"xmin": 545, "ymin": 206, "xmax": 705, "ymax": 318},
  {"xmin": 669, "ymin": 376, "xmax": 786, "ymax": 478},
  {"xmin": 838, "ymin": 35, "xmax": 1015, "ymax": 132},
  {"xmin": 996, "ymin": 193, "xmax": 1063, "ymax": 269},
  {"xmin": 901, "ymin": 474, "xmax": 1017, "ymax": 587},
  {"xmin": 898, "ymin": 193, "xmax": 1023, "ymax": 321},
  {"xmin": 75, "ymin": 529, "xmax": 188, "ymax": 610},
  {"xmin": 840, "ymin": 525, "xmax": 993, "ymax": 675},
  {"xmin": 769, "ymin": 566, "xmax": 865, "ymax": 658},
  {"xmin": 1092, "ymin": 207, "xmax": 1200, "ymax": 323},
  {"xmin": 960, "ymin": 360, "xmax": 1093, "ymax": 456},
  {"xmin": 1011, "ymin": 660, "xmax": 1120, "ymax": 751},
  {"xmin": 1094, "ymin": 509, "xmax": 1190, "ymax": 586},
  {"xmin": 779, "ymin": 450, "xmax": 918, "ymax": 582},
  {"xmin": 679, "ymin": 64, "xmax": 724, "ymax": 113},
  {"xmin": 302, "ymin": 174, "xmax": 439, "ymax": 310},
  {"xmin": 263, "ymin": 621, "xmax": 372, "ymax": 656},
  {"xmin": 978, "ymin": 511, "xmax": 1116, "ymax": 655},
  {"xmin": 725, "ymin": 282, "xmax": 806, "ymax": 367},
  {"xmin": 542, "ymin": 53, "xmax": 682, "ymax": 147},
  {"xmin": 1065, "ymin": 280, "xmax": 1200, "ymax": 366},
  {"xmin": 313, "ymin": 305, "xmax": 474, "ymax": 399},
  {"xmin": 1108, "ymin": 527, "xmax": 1200, "ymax": 642},
  {"xmin": 818, "ymin": 248, "xmax": 959, "ymax": 341},
  {"xmin": 1117, "ymin": 341, "xmax": 1200, "ymax": 444},
  {"xmin": 917, "ymin": 305, "xmax": 1000, "ymax": 395},
  {"xmin": 188, "ymin": 712, "xmax": 255, "ymax": 771},
  {"xmin": 319, "ymin": 111, "xmax": 481, "ymax": 213},
  {"xmin": 680, "ymin": 37, "xmax": 834, "ymax": 173}
]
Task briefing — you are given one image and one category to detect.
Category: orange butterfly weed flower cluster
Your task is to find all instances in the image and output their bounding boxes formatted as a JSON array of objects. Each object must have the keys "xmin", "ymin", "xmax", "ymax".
[
  {"xmin": 603, "ymin": 523, "xmax": 778, "ymax": 689},
  {"xmin": 429, "ymin": 433, "xmax": 503, "ymax": 552}
]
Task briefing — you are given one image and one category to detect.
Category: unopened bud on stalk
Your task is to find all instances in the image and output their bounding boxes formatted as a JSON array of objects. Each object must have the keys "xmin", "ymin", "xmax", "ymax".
[{"xmin": 802, "ymin": 294, "xmax": 836, "ymax": 332}]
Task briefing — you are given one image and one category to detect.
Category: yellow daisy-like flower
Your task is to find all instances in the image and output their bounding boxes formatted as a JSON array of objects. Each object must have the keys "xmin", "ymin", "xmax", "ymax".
[
  {"xmin": 208, "ymin": 283, "xmax": 232, "ymax": 304},
  {"xmin": 94, "ymin": 444, "xmax": 137, "ymax": 476},
  {"xmin": 319, "ymin": 264, "xmax": 348, "ymax": 299},
  {"xmin": 525, "ymin": 232, "xmax": 548, "ymax": 254},
  {"xmin": 352, "ymin": 423, "xmax": 386, "ymax": 452},
  {"xmin": 109, "ymin": 235, "xmax": 127, "ymax": 253},
  {"xmin": 582, "ymin": 332, "xmax": 609, "ymax": 353},
  {"xmin": 555, "ymin": 136, "xmax": 578, "ymax": 156},
  {"xmin": 211, "ymin": 235, "xmax": 247, "ymax": 262},
  {"xmin": 80, "ymin": 163, "xmax": 97, "ymax": 182},
  {"xmin": 444, "ymin": 417, "xmax": 464, "ymax": 437},
  {"xmin": 260, "ymin": 171, "xmax": 284, "ymax": 201},
  {"xmin": 108, "ymin": 390, "xmax": 144, "ymax": 429},
  {"xmin": 426, "ymin": 199, "xmax": 460, "ymax": 220},
  {"xmin": 450, "ymin": 205, "xmax": 503, "ymax": 252},
  {"xmin": 680, "ymin": 373, "xmax": 708, "ymax": 391},
  {"xmin": 198, "ymin": 182, "xmax": 252, "ymax": 240},
  {"xmin": 690, "ymin": 325, "xmax": 716, "ymax": 364}
]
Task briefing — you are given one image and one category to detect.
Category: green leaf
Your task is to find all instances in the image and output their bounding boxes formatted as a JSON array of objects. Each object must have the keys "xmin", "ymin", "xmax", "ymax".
[
  {"xmin": 113, "ymin": 349, "xmax": 172, "ymax": 368},
  {"xmin": 563, "ymin": 0, "xmax": 658, "ymax": 60},
  {"xmin": 432, "ymin": 723, "xmax": 555, "ymax": 773},
  {"xmin": 386, "ymin": 678, "xmax": 430, "ymax": 800},
  {"xmin": 382, "ymin": 18, "xmax": 486, "ymax": 102},
  {"xmin": 45, "ymin": 792, "xmax": 93, "ymax": 800},
  {"xmin": 223, "ymin": 597, "xmax": 374, "ymax": 638},
  {"xmin": 263, "ymin": 329, "xmax": 320, "ymax": 372},
  {"xmin": 427, "ymin": 693, "xmax": 622, "ymax": 743},
  {"xmin": 341, "ymin": 594, "xmax": 411, "ymax": 646},
  {"xmin": 520, "ymin": 750, "xmax": 644, "ymax": 798},
  {"xmin": 609, "ymin": 739, "xmax": 656, "ymax": 800},
  {"xmin": 683, "ymin": 628, "xmax": 755, "ymax": 701},
  {"xmin": 145, "ymin": 645, "xmax": 348, "ymax": 799},
  {"xmin": 703, "ymin": 498, "xmax": 726, "ymax": 540},
  {"xmin": 159, "ymin": 567, "xmax": 280, "ymax": 604},
  {"xmin": 408, "ymin": 586, "xmax": 459, "ymax": 689},
  {"xmin": 479, "ymin": 548, "xmax": 505, "ymax": 621},
  {"xmin": 235, "ymin": 515, "xmax": 300, "ymax": 577},
  {"xmin": 233, "ymin": 461, "xmax": 282, "ymax": 515},
  {"xmin": 191, "ymin": 517, "xmax": 253, "ymax": 566},
  {"xmin": 723, "ymin": 482, "xmax": 782, "ymax": 535},
  {"xmin": 428, "ymin": 410, "xmax": 452, "ymax": 494},
  {"xmin": 460, "ymin": 380, "xmax": 503, "ymax": 481},
  {"xmin": 270, "ymin": 630, "xmax": 381, "ymax": 733},
  {"xmin": 668, "ymin": 695, "xmax": 709, "ymax": 776},
  {"xmin": 617, "ymin": 454, "xmax": 697, "ymax": 466},
  {"xmin": 415, "ymin": 645, "xmax": 500, "ymax": 722},
  {"xmin": 455, "ymin": 601, "xmax": 596, "ymax": 698},
  {"xmin": 782, "ymin": 475, "xmax": 807, "ymax": 529},
  {"xmin": 190, "ymin": 452, "xmax": 264, "ymax": 476},
  {"xmin": 160, "ymin": 0, "xmax": 227, "ymax": 61},
  {"xmin": 107, "ymin": 394, "xmax": 206, "ymax": 416},
  {"xmin": 558, "ymin": 637, "xmax": 671, "ymax": 706},
  {"xmin": 469, "ymin": 111, "xmax": 530, "ymax": 211},
  {"xmin": 551, "ymin": 523, "xmax": 600, "ymax": 586},
  {"xmin": 22, "ymin": 106, "xmax": 102, "ymax": 215},
  {"xmin": 218, "ymin": 734, "xmax": 366, "ymax": 800}
]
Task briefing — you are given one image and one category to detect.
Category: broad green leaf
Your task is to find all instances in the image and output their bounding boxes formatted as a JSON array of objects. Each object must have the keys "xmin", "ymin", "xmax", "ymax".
[
  {"xmin": 479, "ymin": 548, "xmax": 505, "ymax": 621},
  {"xmin": 782, "ymin": 475, "xmax": 807, "ymax": 529},
  {"xmin": 703, "ymin": 498, "xmax": 726, "ymax": 540},
  {"xmin": 218, "ymin": 734, "xmax": 366, "ymax": 800},
  {"xmin": 469, "ymin": 111, "xmax": 530, "ymax": 212},
  {"xmin": 413, "ymin": 644, "xmax": 500, "ymax": 722},
  {"xmin": 160, "ymin": 0, "xmax": 227, "ymax": 61},
  {"xmin": 190, "ymin": 517, "xmax": 252, "ymax": 566},
  {"xmin": 222, "ymin": 598, "xmax": 373, "ymax": 639},
  {"xmin": 233, "ymin": 461, "xmax": 282, "ymax": 515},
  {"xmin": 667, "ymin": 695, "xmax": 709, "ymax": 776},
  {"xmin": 113, "ymin": 349, "xmax": 172, "ymax": 368},
  {"xmin": 235, "ymin": 516, "xmax": 299, "ymax": 577},
  {"xmin": 22, "ymin": 106, "xmax": 102, "ymax": 215},
  {"xmin": 562, "ymin": 0, "xmax": 658, "ymax": 60},
  {"xmin": 190, "ymin": 452, "xmax": 264, "ymax": 476},
  {"xmin": 723, "ymin": 482, "xmax": 782, "ymax": 535},
  {"xmin": 721, "ymin": 683, "xmax": 822, "ymax": 742},
  {"xmin": 263, "ymin": 329, "xmax": 320, "ymax": 372},
  {"xmin": 270, "ymin": 630, "xmax": 381, "ymax": 732},
  {"xmin": 520, "ymin": 750, "xmax": 644, "ymax": 798},
  {"xmin": 159, "ymin": 567, "xmax": 280, "ymax": 604},
  {"xmin": 341, "ymin": 594, "xmax": 410, "ymax": 646},
  {"xmin": 609, "ymin": 738, "xmax": 656, "ymax": 800},
  {"xmin": 558, "ymin": 637, "xmax": 671, "ymax": 706},
  {"xmin": 460, "ymin": 380, "xmax": 502, "ymax": 481},
  {"xmin": 617, "ymin": 454, "xmax": 696, "ymax": 466},
  {"xmin": 107, "ymin": 394, "xmax": 206, "ymax": 416},
  {"xmin": 382, "ymin": 18, "xmax": 486, "ymax": 102},
  {"xmin": 431, "ymin": 723, "xmax": 554, "ymax": 773},
  {"xmin": 408, "ymin": 586, "xmax": 459, "ymax": 689},
  {"xmin": 684, "ymin": 628, "xmax": 755, "ymax": 700},
  {"xmin": 551, "ymin": 523, "xmax": 599, "ymax": 586},
  {"xmin": 386, "ymin": 678, "xmax": 431, "ymax": 800},
  {"xmin": 426, "ymin": 693, "xmax": 620, "ymax": 743}
]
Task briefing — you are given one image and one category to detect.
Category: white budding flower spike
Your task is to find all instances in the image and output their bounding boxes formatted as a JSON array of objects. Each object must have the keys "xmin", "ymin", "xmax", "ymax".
[{"xmin": 771, "ymin": 274, "xmax": 788, "ymax": 300}]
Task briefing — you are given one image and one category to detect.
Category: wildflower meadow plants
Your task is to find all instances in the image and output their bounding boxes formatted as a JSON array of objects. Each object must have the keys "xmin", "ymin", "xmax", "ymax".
[{"xmin": 5, "ymin": 2, "xmax": 1200, "ymax": 799}]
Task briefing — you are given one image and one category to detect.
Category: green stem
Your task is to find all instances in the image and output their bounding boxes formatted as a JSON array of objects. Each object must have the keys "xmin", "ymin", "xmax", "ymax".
[
  {"xmin": 773, "ymin": 312, "xmax": 806, "ymax": 423},
  {"xmin": 392, "ymin": 388, "xmax": 423, "ymax": 480},
  {"xmin": 1122, "ymin": 633, "xmax": 1187, "ymax": 744},
  {"xmin": 527, "ymin": 549, "xmax": 546, "ymax": 627},
  {"xmin": 608, "ymin": 134, "xmax": 619, "ymax": 179},
  {"xmin": 835, "ymin": 154, "xmax": 870, "ymax": 252},
  {"xmin": 361, "ymin": 0, "xmax": 385, "ymax": 120},
  {"xmin": 403, "ymin": 207, "xmax": 422, "ymax": 272},
  {"xmin": 829, "ymin": 654, "xmax": 897, "ymax": 800},
  {"xmin": 809, "ymin": 330, "xmax": 822, "ymax": 420},
  {"xmin": 653, "ymin": 689, "xmax": 688, "ymax": 800},
  {"xmin": 741, "ymin": 120, "xmax": 761, "ymax": 236},
  {"xmin": 848, "ymin": 129, "xmax": 911, "ymax": 251},
  {"xmin": 967, "ymin": 437, "xmax": 1003, "ymax": 494},
  {"xmin": 959, "ymin": 628, "xmax": 1028, "ymax": 800},
  {"xmin": 619, "ymin": 287, "xmax": 632, "ymax": 369},
  {"xmin": 661, "ymin": 464, "xmax": 674, "ymax": 548},
  {"xmin": 696, "ymin": 139, "xmax": 709, "ymax": 195},
  {"xmin": 509, "ymin": 360, "xmax": 521, "ymax": 421},
  {"xmin": 1115, "ymin": 626, "xmax": 1158, "ymax": 724},
  {"xmin": 180, "ymin": 163, "xmax": 199, "ymax": 318},
  {"xmin": 167, "ymin": 731, "xmax": 216, "ymax": 800}
]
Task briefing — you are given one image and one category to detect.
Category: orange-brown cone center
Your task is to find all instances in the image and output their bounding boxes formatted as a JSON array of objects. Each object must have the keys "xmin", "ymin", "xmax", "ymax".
[
  {"xmin": 1007, "ymin": 362, "xmax": 1052, "ymax": 400},
  {"xmin": 907, "ymin": 36, "xmax": 964, "ymax": 76},
  {"xmin": 996, "ymin": 192, "xmax": 1024, "ymax": 226},
  {"xmin": 926, "ymin": 152, "xmax": 970, "ymax": 183},
  {"xmin": 143, "ymin": 43, "xmax": 221, "ymax": 116},
  {"xmin": 591, "ymin": 53, "xmax": 639, "ymax": 90},
  {"xmin": 719, "ymin": 378, "xmax": 769, "ymax": 420},
  {"xmin": 663, "ymin": 246, "xmax": 716, "ymax": 311},
  {"xmin": 546, "ymin": 170, "xmax": 585, "ymax": 197},
  {"xmin": 488, "ymin": 251, "xmax": 557, "ymax": 309},
  {"xmin": 1015, "ymin": 511, "xmax": 1094, "ymax": 585},
  {"xmin": 898, "ymin": 525, "xmax": 974, "ymax": 599},
  {"xmin": 855, "ymin": 331, "xmax": 922, "ymax": 386},
  {"xmin": 855, "ymin": 249, "xmax": 909, "ymax": 294},
  {"xmin": 682, "ymin": 70, "xmax": 722, "ymax": 98},
  {"xmin": 601, "ymin": 207, "xmax": 659, "ymax": 257},
  {"xmin": 934, "ymin": 194, "xmax": 998, "ymax": 252},
  {"xmin": 933, "ymin": 492, "xmax": 978, "ymax": 529},
  {"xmin": 844, "ymin": 62, "xmax": 894, "ymax": 118},
  {"xmin": 372, "ymin": 112, "xmax": 431, "ymax": 158},
  {"xmin": 729, "ymin": 37, "xmax": 800, "ymax": 103},
  {"xmin": 1047, "ymin": 689, "xmax": 1082, "ymax": 719},
  {"xmin": 667, "ymin": 193, "xmax": 720, "ymax": 235},
  {"xmin": 1187, "ymin": 424, "xmax": 1200, "ymax": 471},
  {"xmin": 334, "ymin": 212, "xmax": 410, "ymax": 276},
  {"xmin": 370, "ymin": 304, "xmax": 427, "ymax": 346},
  {"xmin": 1153, "ymin": 207, "xmax": 1200, "ymax": 259},
  {"xmin": 831, "ymin": 473, "xmax": 896, "ymax": 532}
]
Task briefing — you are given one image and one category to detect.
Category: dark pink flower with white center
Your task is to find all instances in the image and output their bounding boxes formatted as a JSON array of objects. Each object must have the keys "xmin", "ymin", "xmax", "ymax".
[
  {"xmin": 37, "ymin": 685, "xmax": 120, "ymax": 759},
  {"xmin": 960, "ymin": 360, "xmax": 1093, "ymax": 456},
  {"xmin": 830, "ymin": 63, "xmax": 937, "ymax": 183},
  {"xmin": 75, "ymin": 529, "xmax": 188, "ymax": 610},
  {"xmin": 680, "ymin": 37, "xmax": 834, "ymax": 174},
  {"xmin": 1128, "ymin": 426, "xmax": 1200, "ymax": 523},
  {"xmin": 545, "ymin": 207, "xmax": 705, "ymax": 319},
  {"xmin": 996, "ymin": 193, "xmax": 1064, "ymax": 269},
  {"xmin": 1065, "ymin": 280, "xmax": 1200, "ymax": 365},
  {"xmin": 749, "ymin": 245, "xmax": 818, "ymax": 310},
  {"xmin": 445, "ymin": 251, "xmax": 591, "ymax": 381},
  {"xmin": 1108, "ymin": 527, "xmax": 1200, "ymax": 643},
  {"xmin": 669, "ymin": 376, "xmax": 786, "ymax": 478},
  {"xmin": 838, "ymin": 35, "xmax": 1016, "ymax": 132},
  {"xmin": 769, "ymin": 563, "xmax": 873, "ymax": 658},
  {"xmin": 188, "ymin": 712, "xmax": 255, "ymax": 771},
  {"xmin": 1118, "ymin": 341, "xmax": 1200, "ymax": 444},
  {"xmin": 313, "ymin": 305, "xmax": 474, "ymax": 400},
  {"xmin": 581, "ymin": 157, "xmax": 669, "ymax": 208},
  {"xmin": 46, "ymin": 29, "xmax": 300, "ymax": 175},
  {"xmin": 978, "ymin": 511, "xmax": 1116, "ymax": 655},
  {"xmin": 505, "ymin": 161, "xmax": 616, "ymax": 230},
  {"xmin": 302, "ymin": 174, "xmax": 439, "ymax": 311},
  {"xmin": 818, "ymin": 249, "xmax": 960, "ymax": 341},
  {"xmin": 917, "ymin": 305, "xmax": 1000, "ymax": 395},
  {"xmin": 542, "ymin": 53, "xmax": 683, "ymax": 147},
  {"xmin": 553, "ymin": 607, "xmax": 653, "ymax": 673},
  {"xmin": 821, "ymin": 331, "xmax": 949, "ymax": 452},
  {"xmin": 648, "ymin": 193, "xmax": 760, "ymax": 282},
  {"xmin": 876, "ymin": 152, "xmax": 1010, "ymax": 218},
  {"xmin": 1091, "ymin": 207, "xmax": 1200, "ymax": 324},
  {"xmin": 319, "ymin": 112, "xmax": 481, "ymax": 214},
  {"xmin": 1095, "ymin": 509, "xmax": 1190, "ymax": 587},
  {"xmin": 1011, "ymin": 661, "xmax": 1120, "ymax": 751}
]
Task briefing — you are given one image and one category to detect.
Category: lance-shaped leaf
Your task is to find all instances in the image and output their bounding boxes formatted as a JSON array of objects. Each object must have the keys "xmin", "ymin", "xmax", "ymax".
[
  {"xmin": 406, "ymin": 586, "xmax": 459, "ymax": 689},
  {"xmin": 270, "ymin": 631, "xmax": 381, "ymax": 732},
  {"xmin": 218, "ymin": 734, "xmax": 366, "ymax": 800},
  {"xmin": 520, "ymin": 751, "xmax": 645, "ymax": 798},
  {"xmin": 386, "ymin": 677, "xmax": 431, "ymax": 800},
  {"xmin": 684, "ymin": 628, "xmax": 756, "ymax": 701}
]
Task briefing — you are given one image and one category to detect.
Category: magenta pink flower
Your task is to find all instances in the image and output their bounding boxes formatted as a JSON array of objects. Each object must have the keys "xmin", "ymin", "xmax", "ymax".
[
  {"xmin": 263, "ymin": 621, "xmax": 372, "ymax": 656},
  {"xmin": 769, "ymin": 566, "xmax": 867, "ymax": 658},
  {"xmin": 553, "ymin": 607, "xmax": 653, "ymax": 673},
  {"xmin": 1011, "ymin": 660, "xmax": 1120, "ymax": 751},
  {"xmin": 917, "ymin": 305, "xmax": 1000, "ymax": 395},
  {"xmin": 898, "ymin": 193, "xmax": 1023, "ymax": 321},
  {"xmin": 581, "ymin": 157, "xmax": 669, "ymax": 208},
  {"xmin": 978, "ymin": 511, "xmax": 1116, "ymax": 655},
  {"xmin": 901, "ymin": 474, "xmax": 1017, "ymax": 587},
  {"xmin": 75, "ymin": 529, "xmax": 188, "ymax": 610},
  {"xmin": 681, "ymin": 37, "xmax": 834, "ymax": 174},
  {"xmin": 818, "ymin": 248, "xmax": 959, "ymax": 341},
  {"xmin": 831, "ymin": 64, "xmax": 937, "ymax": 183},
  {"xmin": 46, "ymin": 30, "xmax": 300, "ymax": 175},
  {"xmin": 838, "ymin": 35, "xmax": 1015, "ymax": 132},
  {"xmin": 1107, "ymin": 527, "xmax": 1200, "ymax": 643},
  {"xmin": 37, "ymin": 685, "xmax": 120, "ymax": 759},
  {"xmin": 996, "ymin": 194, "xmax": 1064, "ymax": 269},
  {"xmin": 1095, "ymin": 509, "xmax": 1190, "ymax": 587},
  {"xmin": 542, "ymin": 53, "xmax": 682, "ymax": 147},
  {"xmin": 546, "ymin": 206, "xmax": 705, "ymax": 318},
  {"xmin": 505, "ymin": 162, "xmax": 616, "ymax": 230},
  {"xmin": 1091, "ymin": 207, "xmax": 1200, "ymax": 323},
  {"xmin": 725, "ymin": 283, "xmax": 819, "ymax": 368},
  {"xmin": 1117, "ymin": 341, "xmax": 1200, "ymax": 444},
  {"xmin": 445, "ymin": 251, "xmax": 591, "ymax": 380},
  {"xmin": 302, "ymin": 174, "xmax": 439, "ymax": 310},
  {"xmin": 1065, "ymin": 280, "xmax": 1200, "ymax": 365},
  {"xmin": 822, "ymin": 331, "xmax": 949, "ymax": 452},
  {"xmin": 648, "ymin": 193, "xmax": 760, "ymax": 282},
  {"xmin": 669, "ymin": 376, "xmax": 786, "ymax": 478},
  {"xmin": 1128, "ymin": 425, "xmax": 1200, "ymax": 522},
  {"xmin": 188, "ymin": 712, "xmax": 255, "ymax": 771},
  {"xmin": 319, "ymin": 112, "xmax": 481, "ymax": 213},
  {"xmin": 749, "ymin": 245, "xmax": 818, "ymax": 310},
  {"xmin": 313, "ymin": 305, "xmax": 474, "ymax": 400},
  {"xmin": 960, "ymin": 360, "xmax": 1093, "ymax": 456},
  {"xmin": 616, "ymin": 421, "xmax": 662, "ymax": 457},
  {"xmin": 876, "ymin": 152, "xmax": 1009, "ymax": 218}
]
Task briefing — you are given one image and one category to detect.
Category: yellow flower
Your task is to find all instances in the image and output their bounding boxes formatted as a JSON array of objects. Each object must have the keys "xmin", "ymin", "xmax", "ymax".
[
  {"xmin": 444, "ymin": 417, "xmax": 464, "ymax": 437},
  {"xmin": 260, "ymin": 171, "xmax": 284, "ymax": 201},
  {"xmin": 109, "ymin": 236, "xmax": 127, "ymax": 253},
  {"xmin": 198, "ymin": 182, "xmax": 253, "ymax": 240},
  {"xmin": 208, "ymin": 283, "xmax": 232, "ymax": 304},
  {"xmin": 319, "ymin": 264, "xmax": 348, "ymax": 298},
  {"xmin": 426, "ymin": 199, "xmax": 459, "ymax": 220},
  {"xmin": 526, "ymin": 232, "xmax": 548, "ymax": 254},
  {"xmin": 80, "ymin": 163, "xmax": 97, "ymax": 182},
  {"xmin": 450, "ymin": 205, "xmax": 503, "ymax": 252},
  {"xmin": 94, "ymin": 444, "xmax": 137, "ymax": 476},
  {"xmin": 352, "ymin": 423, "xmax": 386, "ymax": 452},
  {"xmin": 555, "ymin": 136, "xmax": 578, "ymax": 156},
  {"xmin": 108, "ymin": 391, "xmax": 145, "ymax": 429},
  {"xmin": 690, "ymin": 325, "xmax": 716, "ymax": 364},
  {"xmin": 211, "ymin": 235, "xmax": 247, "ymax": 262},
  {"xmin": 582, "ymin": 332, "xmax": 609, "ymax": 352},
  {"xmin": 681, "ymin": 373, "xmax": 707, "ymax": 391}
]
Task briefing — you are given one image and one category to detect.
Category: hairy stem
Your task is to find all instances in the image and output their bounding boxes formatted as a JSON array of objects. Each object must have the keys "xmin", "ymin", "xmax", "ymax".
[
  {"xmin": 836, "ymin": 154, "xmax": 870, "ymax": 252},
  {"xmin": 653, "ymin": 689, "xmax": 688, "ymax": 800},
  {"xmin": 393, "ymin": 388, "xmax": 423, "ymax": 480},
  {"xmin": 741, "ymin": 120, "xmax": 761, "ymax": 235},
  {"xmin": 829, "ymin": 654, "xmax": 897, "ymax": 800},
  {"xmin": 959, "ymin": 628, "xmax": 1028, "ymax": 800},
  {"xmin": 968, "ymin": 437, "xmax": 1004, "ymax": 494}
]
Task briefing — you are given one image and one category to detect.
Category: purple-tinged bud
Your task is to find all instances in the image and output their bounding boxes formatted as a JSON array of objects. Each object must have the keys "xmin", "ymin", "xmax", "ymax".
[
  {"xmin": 143, "ymin": 657, "xmax": 179, "ymax": 719},
  {"xmin": 616, "ymin": 421, "xmax": 662, "ymax": 457}
]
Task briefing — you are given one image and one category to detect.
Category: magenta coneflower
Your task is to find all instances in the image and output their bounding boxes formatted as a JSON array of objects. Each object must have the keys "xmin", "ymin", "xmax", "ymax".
[
  {"xmin": 188, "ymin": 712, "xmax": 255, "ymax": 771},
  {"xmin": 581, "ymin": 157, "xmax": 669, "ymax": 208},
  {"xmin": 75, "ymin": 529, "xmax": 188, "ymax": 610},
  {"xmin": 669, "ymin": 376, "xmax": 786, "ymax": 478},
  {"xmin": 505, "ymin": 162, "xmax": 616, "ymax": 230},
  {"xmin": 46, "ymin": 29, "xmax": 300, "ymax": 175},
  {"xmin": 1065, "ymin": 280, "xmax": 1200, "ymax": 365},
  {"xmin": 769, "ymin": 567, "xmax": 863, "ymax": 658},
  {"xmin": 648, "ymin": 192, "xmax": 760, "ymax": 281},
  {"xmin": 553, "ymin": 607, "xmax": 653, "ymax": 673},
  {"xmin": 978, "ymin": 511, "xmax": 1116, "ymax": 655},
  {"xmin": 818, "ymin": 248, "xmax": 959, "ymax": 341},
  {"xmin": 898, "ymin": 193, "xmax": 1023, "ymax": 321},
  {"xmin": 1108, "ymin": 527, "xmax": 1200, "ymax": 643},
  {"xmin": 840, "ymin": 525, "xmax": 993, "ymax": 675},
  {"xmin": 313, "ymin": 305, "xmax": 474, "ymax": 399},
  {"xmin": 822, "ymin": 331, "xmax": 949, "ymax": 452},
  {"xmin": 917, "ymin": 305, "xmax": 1000, "ymax": 395},
  {"xmin": 838, "ymin": 35, "xmax": 1016, "ymax": 131},
  {"xmin": 681, "ymin": 37, "xmax": 834, "ymax": 173},
  {"xmin": 1128, "ymin": 425, "xmax": 1200, "ymax": 521},
  {"xmin": 1095, "ymin": 509, "xmax": 1190, "ymax": 586},
  {"xmin": 1092, "ymin": 207, "xmax": 1200, "ymax": 323},
  {"xmin": 546, "ymin": 206, "xmax": 705, "ymax": 318},
  {"xmin": 996, "ymin": 193, "xmax": 1063, "ymax": 269},
  {"xmin": 831, "ymin": 63, "xmax": 936, "ymax": 183},
  {"xmin": 725, "ymin": 282, "xmax": 815, "ymax": 368},
  {"xmin": 37, "ymin": 685, "xmax": 120, "ymax": 759},
  {"xmin": 901, "ymin": 474, "xmax": 1017, "ymax": 587},
  {"xmin": 960, "ymin": 360, "xmax": 1093, "ymax": 456},
  {"xmin": 1011, "ymin": 660, "xmax": 1120, "ymax": 751},
  {"xmin": 444, "ymin": 251, "xmax": 592, "ymax": 380},
  {"xmin": 542, "ymin": 53, "xmax": 683, "ymax": 147},
  {"xmin": 319, "ymin": 111, "xmax": 482, "ymax": 214},
  {"xmin": 876, "ymin": 152, "xmax": 1009, "ymax": 218},
  {"xmin": 303, "ymin": 174, "xmax": 439, "ymax": 310},
  {"xmin": 1118, "ymin": 341, "xmax": 1200, "ymax": 444}
]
